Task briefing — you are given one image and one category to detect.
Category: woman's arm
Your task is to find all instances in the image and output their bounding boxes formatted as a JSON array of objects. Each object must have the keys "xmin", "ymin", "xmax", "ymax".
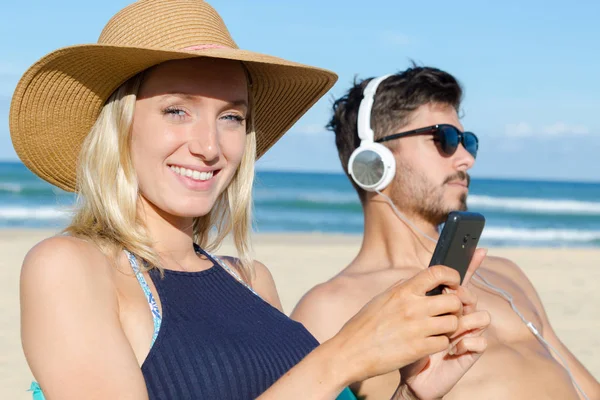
[
  {"xmin": 21, "ymin": 236, "xmax": 148, "ymax": 400},
  {"xmin": 252, "ymin": 262, "xmax": 467, "ymax": 399}
]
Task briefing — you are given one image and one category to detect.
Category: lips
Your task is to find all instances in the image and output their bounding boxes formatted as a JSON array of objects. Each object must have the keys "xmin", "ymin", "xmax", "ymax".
[
  {"xmin": 444, "ymin": 172, "xmax": 470, "ymax": 187},
  {"xmin": 447, "ymin": 180, "xmax": 468, "ymax": 188}
]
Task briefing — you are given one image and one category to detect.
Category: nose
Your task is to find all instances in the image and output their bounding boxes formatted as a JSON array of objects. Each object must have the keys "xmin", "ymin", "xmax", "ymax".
[
  {"xmin": 187, "ymin": 119, "xmax": 220, "ymax": 162},
  {"xmin": 453, "ymin": 142, "xmax": 475, "ymax": 172}
]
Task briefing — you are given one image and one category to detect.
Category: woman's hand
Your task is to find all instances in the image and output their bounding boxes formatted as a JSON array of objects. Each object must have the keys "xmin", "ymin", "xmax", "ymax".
[
  {"xmin": 260, "ymin": 250, "xmax": 490, "ymax": 400},
  {"xmin": 396, "ymin": 248, "xmax": 491, "ymax": 400},
  {"xmin": 326, "ymin": 264, "xmax": 465, "ymax": 385}
]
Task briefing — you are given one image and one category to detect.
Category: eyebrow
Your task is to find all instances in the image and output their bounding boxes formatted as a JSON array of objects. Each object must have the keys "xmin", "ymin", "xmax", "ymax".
[{"xmin": 161, "ymin": 92, "xmax": 248, "ymax": 108}]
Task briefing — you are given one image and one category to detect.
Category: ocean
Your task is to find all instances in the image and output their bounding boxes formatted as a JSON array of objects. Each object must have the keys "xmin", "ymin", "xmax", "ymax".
[{"xmin": 1, "ymin": 162, "xmax": 599, "ymax": 247}]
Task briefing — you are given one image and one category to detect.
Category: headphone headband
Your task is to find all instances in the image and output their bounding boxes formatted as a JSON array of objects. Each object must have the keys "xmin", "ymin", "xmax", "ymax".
[
  {"xmin": 356, "ymin": 74, "xmax": 392, "ymax": 143},
  {"xmin": 348, "ymin": 73, "xmax": 397, "ymax": 192}
]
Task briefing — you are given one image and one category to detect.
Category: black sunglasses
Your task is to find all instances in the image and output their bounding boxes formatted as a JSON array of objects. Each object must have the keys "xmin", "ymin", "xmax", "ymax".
[{"xmin": 375, "ymin": 124, "xmax": 479, "ymax": 159}]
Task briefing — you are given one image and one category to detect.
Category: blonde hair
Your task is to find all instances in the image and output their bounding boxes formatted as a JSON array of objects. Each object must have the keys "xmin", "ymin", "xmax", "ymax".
[{"xmin": 64, "ymin": 67, "xmax": 256, "ymax": 282}]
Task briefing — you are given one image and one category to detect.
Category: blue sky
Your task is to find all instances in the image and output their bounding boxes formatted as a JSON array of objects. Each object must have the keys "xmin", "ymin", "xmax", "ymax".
[{"xmin": 1, "ymin": 0, "xmax": 599, "ymax": 181}]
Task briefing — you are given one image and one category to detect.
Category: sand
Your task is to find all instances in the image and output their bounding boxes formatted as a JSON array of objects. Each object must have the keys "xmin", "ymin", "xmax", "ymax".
[{"xmin": 1, "ymin": 229, "xmax": 599, "ymax": 398}]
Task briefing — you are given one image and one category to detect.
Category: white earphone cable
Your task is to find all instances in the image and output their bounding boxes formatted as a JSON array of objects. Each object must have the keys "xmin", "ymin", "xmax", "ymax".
[
  {"xmin": 375, "ymin": 190, "xmax": 589, "ymax": 400},
  {"xmin": 375, "ymin": 190, "xmax": 439, "ymax": 243},
  {"xmin": 471, "ymin": 272, "xmax": 588, "ymax": 400}
]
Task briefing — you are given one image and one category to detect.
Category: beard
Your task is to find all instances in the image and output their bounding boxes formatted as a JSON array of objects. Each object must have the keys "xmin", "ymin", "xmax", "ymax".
[{"xmin": 390, "ymin": 161, "xmax": 469, "ymax": 226}]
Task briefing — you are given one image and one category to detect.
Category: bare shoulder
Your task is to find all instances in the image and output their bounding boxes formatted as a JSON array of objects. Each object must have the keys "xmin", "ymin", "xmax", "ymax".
[
  {"xmin": 250, "ymin": 259, "xmax": 276, "ymax": 288},
  {"xmin": 21, "ymin": 235, "xmax": 147, "ymax": 397},
  {"xmin": 249, "ymin": 259, "xmax": 284, "ymax": 311},
  {"xmin": 479, "ymin": 254, "xmax": 546, "ymax": 313},
  {"xmin": 21, "ymin": 235, "xmax": 115, "ymax": 290},
  {"xmin": 295, "ymin": 275, "xmax": 357, "ymax": 311},
  {"xmin": 217, "ymin": 255, "xmax": 283, "ymax": 312},
  {"xmin": 20, "ymin": 235, "xmax": 118, "ymax": 321},
  {"xmin": 291, "ymin": 274, "xmax": 363, "ymax": 343},
  {"xmin": 482, "ymin": 255, "xmax": 535, "ymax": 290}
]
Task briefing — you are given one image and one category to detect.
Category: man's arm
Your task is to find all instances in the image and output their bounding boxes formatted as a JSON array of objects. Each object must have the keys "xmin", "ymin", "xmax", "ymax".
[{"xmin": 492, "ymin": 257, "xmax": 600, "ymax": 400}]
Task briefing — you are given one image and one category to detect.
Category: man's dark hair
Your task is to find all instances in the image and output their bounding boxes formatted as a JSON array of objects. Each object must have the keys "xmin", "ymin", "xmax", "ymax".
[{"xmin": 327, "ymin": 65, "xmax": 463, "ymax": 203}]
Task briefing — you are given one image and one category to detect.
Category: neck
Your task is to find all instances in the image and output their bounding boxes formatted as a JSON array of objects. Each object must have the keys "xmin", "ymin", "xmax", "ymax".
[
  {"xmin": 357, "ymin": 194, "xmax": 440, "ymax": 272},
  {"xmin": 138, "ymin": 197, "xmax": 198, "ymax": 264}
]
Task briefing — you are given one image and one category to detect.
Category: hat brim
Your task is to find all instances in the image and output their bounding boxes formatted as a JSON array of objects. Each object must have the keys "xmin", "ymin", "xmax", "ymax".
[{"xmin": 10, "ymin": 44, "xmax": 337, "ymax": 192}]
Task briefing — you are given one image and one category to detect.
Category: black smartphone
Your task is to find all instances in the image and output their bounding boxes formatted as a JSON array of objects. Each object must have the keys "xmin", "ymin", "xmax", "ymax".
[{"xmin": 426, "ymin": 211, "xmax": 486, "ymax": 296}]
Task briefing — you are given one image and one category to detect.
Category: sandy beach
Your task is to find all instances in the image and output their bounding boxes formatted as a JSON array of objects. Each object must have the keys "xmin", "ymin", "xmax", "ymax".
[{"xmin": 1, "ymin": 229, "xmax": 599, "ymax": 398}]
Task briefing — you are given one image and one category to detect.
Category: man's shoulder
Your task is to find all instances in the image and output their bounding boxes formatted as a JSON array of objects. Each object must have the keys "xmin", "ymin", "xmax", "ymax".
[
  {"xmin": 482, "ymin": 255, "xmax": 530, "ymax": 284},
  {"xmin": 291, "ymin": 273, "xmax": 367, "ymax": 342},
  {"xmin": 294, "ymin": 274, "xmax": 360, "ymax": 316},
  {"xmin": 479, "ymin": 254, "xmax": 543, "ymax": 306}
]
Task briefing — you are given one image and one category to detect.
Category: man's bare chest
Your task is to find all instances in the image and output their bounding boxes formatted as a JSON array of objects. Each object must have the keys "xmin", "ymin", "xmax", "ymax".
[{"xmin": 470, "ymin": 278, "xmax": 544, "ymax": 344}]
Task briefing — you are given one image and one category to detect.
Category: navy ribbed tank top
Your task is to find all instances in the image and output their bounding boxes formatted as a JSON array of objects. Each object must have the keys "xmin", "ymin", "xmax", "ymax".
[{"xmin": 140, "ymin": 247, "xmax": 321, "ymax": 399}]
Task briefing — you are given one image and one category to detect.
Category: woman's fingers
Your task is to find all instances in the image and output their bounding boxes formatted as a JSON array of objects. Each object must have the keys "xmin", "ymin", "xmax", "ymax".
[
  {"xmin": 452, "ymin": 310, "xmax": 491, "ymax": 339},
  {"xmin": 334, "ymin": 262, "xmax": 491, "ymax": 381},
  {"xmin": 443, "ymin": 283, "xmax": 478, "ymax": 315},
  {"xmin": 425, "ymin": 314, "xmax": 459, "ymax": 336},
  {"xmin": 450, "ymin": 336, "xmax": 488, "ymax": 356},
  {"xmin": 455, "ymin": 286, "xmax": 477, "ymax": 308},
  {"xmin": 463, "ymin": 248, "xmax": 488, "ymax": 286},
  {"xmin": 426, "ymin": 293, "xmax": 463, "ymax": 317},
  {"xmin": 409, "ymin": 265, "xmax": 461, "ymax": 295},
  {"xmin": 422, "ymin": 335, "xmax": 451, "ymax": 355}
]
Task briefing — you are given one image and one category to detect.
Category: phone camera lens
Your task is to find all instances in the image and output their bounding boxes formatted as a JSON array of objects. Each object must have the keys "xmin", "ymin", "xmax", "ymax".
[{"xmin": 463, "ymin": 234, "xmax": 469, "ymax": 244}]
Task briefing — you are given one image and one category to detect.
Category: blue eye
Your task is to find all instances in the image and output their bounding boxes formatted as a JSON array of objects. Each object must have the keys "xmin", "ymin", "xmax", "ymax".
[
  {"xmin": 162, "ymin": 107, "xmax": 186, "ymax": 118},
  {"xmin": 221, "ymin": 114, "xmax": 245, "ymax": 124}
]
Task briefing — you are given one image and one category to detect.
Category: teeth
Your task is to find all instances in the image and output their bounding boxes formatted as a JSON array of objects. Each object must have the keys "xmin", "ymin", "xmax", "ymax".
[{"xmin": 170, "ymin": 165, "xmax": 214, "ymax": 181}]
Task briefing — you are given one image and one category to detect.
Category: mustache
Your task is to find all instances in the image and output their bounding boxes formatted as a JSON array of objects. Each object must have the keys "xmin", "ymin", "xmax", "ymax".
[{"xmin": 443, "ymin": 171, "xmax": 470, "ymax": 187}]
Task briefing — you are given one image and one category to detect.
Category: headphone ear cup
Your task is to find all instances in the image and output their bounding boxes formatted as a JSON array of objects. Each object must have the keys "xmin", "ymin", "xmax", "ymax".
[{"xmin": 348, "ymin": 142, "xmax": 396, "ymax": 192}]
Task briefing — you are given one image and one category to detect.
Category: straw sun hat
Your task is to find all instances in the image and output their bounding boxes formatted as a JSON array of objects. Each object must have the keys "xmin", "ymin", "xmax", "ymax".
[{"xmin": 9, "ymin": 0, "xmax": 337, "ymax": 192}]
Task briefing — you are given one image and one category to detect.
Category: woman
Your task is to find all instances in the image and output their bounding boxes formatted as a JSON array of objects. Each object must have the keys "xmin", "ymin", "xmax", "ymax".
[{"xmin": 12, "ymin": 1, "xmax": 489, "ymax": 399}]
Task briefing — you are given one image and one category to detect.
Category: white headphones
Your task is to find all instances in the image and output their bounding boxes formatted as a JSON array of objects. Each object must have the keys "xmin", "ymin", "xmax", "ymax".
[{"xmin": 347, "ymin": 74, "xmax": 396, "ymax": 192}]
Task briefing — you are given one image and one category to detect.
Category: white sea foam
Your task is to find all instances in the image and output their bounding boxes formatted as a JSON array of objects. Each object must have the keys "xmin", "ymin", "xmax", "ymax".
[
  {"xmin": 482, "ymin": 227, "xmax": 600, "ymax": 243},
  {"xmin": 0, "ymin": 206, "xmax": 71, "ymax": 220},
  {"xmin": 469, "ymin": 195, "xmax": 600, "ymax": 215},
  {"xmin": 0, "ymin": 183, "xmax": 24, "ymax": 193}
]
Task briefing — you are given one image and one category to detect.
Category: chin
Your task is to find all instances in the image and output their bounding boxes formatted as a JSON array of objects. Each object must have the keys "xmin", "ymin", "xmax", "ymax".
[
  {"xmin": 445, "ymin": 194, "xmax": 468, "ymax": 212},
  {"xmin": 454, "ymin": 202, "xmax": 468, "ymax": 212},
  {"xmin": 162, "ymin": 199, "xmax": 216, "ymax": 219},
  {"xmin": 177, "ymin": 206, "xmax": 214, "ymax": 219}
]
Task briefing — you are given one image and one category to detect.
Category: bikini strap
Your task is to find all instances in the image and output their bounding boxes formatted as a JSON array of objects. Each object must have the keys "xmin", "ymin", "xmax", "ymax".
[{"xmin": 124, "ymin": 250, "xmax": 162, "ymax": 346}]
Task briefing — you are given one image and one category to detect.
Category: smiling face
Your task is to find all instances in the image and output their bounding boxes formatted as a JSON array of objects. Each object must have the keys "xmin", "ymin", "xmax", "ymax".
[
  {"xmin": 130, "ymin": 58, "xmax": 249, "ymax": 225},
  {"xmin": 389, "ymin": 102, "xmax": 475, "ymax": 226}
]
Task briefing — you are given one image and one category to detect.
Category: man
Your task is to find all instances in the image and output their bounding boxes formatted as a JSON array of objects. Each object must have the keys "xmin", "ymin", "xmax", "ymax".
[{"xmin": 291, "ymin": 66, "xmax": 600, "ymax": 399}]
